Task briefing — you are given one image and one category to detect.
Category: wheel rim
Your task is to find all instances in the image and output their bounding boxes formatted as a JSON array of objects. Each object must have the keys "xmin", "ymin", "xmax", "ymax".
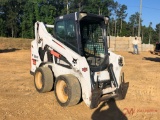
[
  {"xmin": 56, "ymin": 80, "xmax": 68, "ymax": 103},
  {"xmin": 35, "ymin": 71, "xmax": 43, "ymax": 89}
]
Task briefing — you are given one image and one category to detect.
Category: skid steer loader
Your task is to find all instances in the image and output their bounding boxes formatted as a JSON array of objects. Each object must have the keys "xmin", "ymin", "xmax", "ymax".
[{"xmin": 30, "ymin": 12, "xmax": 125, "ymax": 109}]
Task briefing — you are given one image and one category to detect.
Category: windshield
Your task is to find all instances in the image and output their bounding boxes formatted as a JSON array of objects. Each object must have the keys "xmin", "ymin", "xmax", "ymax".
[{"xmin": 80, "ymin": 18, "xmax": 107, "ymax": 68}]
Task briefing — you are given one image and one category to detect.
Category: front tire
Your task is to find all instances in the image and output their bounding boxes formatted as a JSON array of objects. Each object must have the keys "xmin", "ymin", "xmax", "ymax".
[
  {"xmin": 34, "ymin": 67, "xmax": 53, "ymax": 93},
  {"xmin": 54, "ymin": 74, "xmax": 81, "ymax": 107}
]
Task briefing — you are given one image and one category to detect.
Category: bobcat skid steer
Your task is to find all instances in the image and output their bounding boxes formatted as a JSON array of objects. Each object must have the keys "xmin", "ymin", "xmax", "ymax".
[{"xmin": 30, "ymin": 12, "xmax": 125, "ymax": 109}]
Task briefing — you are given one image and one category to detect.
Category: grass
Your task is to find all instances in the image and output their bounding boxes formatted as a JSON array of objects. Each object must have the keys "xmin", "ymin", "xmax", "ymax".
[{"xmin": 0, "ymin": 37, "xmax": 32, "ymax": 50}]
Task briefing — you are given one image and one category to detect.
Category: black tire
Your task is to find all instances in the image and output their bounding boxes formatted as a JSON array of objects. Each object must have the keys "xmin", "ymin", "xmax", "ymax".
[
  {"xmin": 34, "ymin": 67, "xmax": 53, "ymax": 93},
  {"xmin": 54, "ymin": 74, "xmax": 81, "ymax": 107}
]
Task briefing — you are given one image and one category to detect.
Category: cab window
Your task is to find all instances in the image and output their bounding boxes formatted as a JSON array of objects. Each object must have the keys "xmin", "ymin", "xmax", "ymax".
[{"xmin": 55, "ymin": 20, "xmax": 78, "ymax": 53}]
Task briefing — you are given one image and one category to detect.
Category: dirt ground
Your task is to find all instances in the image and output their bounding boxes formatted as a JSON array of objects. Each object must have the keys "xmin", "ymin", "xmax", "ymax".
[{"xmin": 0, "ymin": 38, "xmax": 160, "ymax": 120}]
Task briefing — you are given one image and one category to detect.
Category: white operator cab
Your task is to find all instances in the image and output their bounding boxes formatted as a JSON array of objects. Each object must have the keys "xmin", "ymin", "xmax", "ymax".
[{"xmin": 30, "ymin": 12, "xmax": 125, "ymax": 109}]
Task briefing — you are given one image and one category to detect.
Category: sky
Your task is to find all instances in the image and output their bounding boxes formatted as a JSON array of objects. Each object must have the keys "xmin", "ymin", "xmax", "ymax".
[{"xmin": 115, "ymin": 0, "xmax": 160, "ymax": 29}]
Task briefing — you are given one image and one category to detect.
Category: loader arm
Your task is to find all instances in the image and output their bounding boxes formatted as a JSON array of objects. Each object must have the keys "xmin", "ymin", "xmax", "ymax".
[
  {"xmin": 34, "ymin": 22, "xmax": 85, "ymax": 70},
  {"xmin": 31, "ymin": 21, "xmax": 92, "ymax": 107}
]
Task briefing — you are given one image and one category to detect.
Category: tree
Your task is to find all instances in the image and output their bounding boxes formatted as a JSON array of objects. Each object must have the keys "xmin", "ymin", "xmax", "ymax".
[
  {"xmin": 111, "ymin": 1, "xmax": 118, "ymax": 36},
  {"xmin": 1, "ymin": 0, "xmax": 158, "ymax": 40},
  {"xmin": 155, "ymin": 23, "xmax": 160, "ymax": 42},
  {"xmin": 129, "ymin": 12, "xmax": 141, "ymax": 36},
  {"xmin": 117, "ymin": 4, "xmax": 127, "ymax": 35},
  {"xmin": 4, "ymin": 0, "xmax": 21, "ymax": 37},
  {"xmin": 0, "ymin": 2, "xmax": 6, "ymax": 36},
  {"xmin": 21, "ymin": 1, "xmax": 35, "ymax": 38}
]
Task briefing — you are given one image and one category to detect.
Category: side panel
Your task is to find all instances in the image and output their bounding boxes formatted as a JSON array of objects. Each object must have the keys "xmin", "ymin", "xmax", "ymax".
[
  {"xmin": 30, "ymin": 40, "xmax": 42, "ymax": 73},
  {"xmin": 77, "ymin": 57, "xmax": 92, "ymax": 107},
  {"xmin": 108, "ymin": 51, "xmax": 123, "ymax": 87}
]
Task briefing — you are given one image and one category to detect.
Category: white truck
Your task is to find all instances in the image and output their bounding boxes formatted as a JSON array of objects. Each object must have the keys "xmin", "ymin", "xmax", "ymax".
[{"xmin": 30, "ymin": 12, "xmax": 125, "ymax": 108}]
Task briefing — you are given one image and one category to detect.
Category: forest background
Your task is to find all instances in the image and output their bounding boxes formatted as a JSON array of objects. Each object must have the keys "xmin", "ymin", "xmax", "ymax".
[{"xmin": 0, "ymin": 0, "xmax": 160, "ymax": 44}]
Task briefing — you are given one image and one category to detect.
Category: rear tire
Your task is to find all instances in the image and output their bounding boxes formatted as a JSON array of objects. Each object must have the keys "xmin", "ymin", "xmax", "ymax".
[
  {"xmin": 34, "ymin": 67, "xmax": 53, "ymax": 93},
  {"xmin": 54, "ymin": 74, "xmax": 81, "ymax": 107}
]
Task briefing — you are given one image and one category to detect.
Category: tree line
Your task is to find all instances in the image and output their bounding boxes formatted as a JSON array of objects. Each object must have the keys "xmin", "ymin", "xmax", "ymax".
[{"xmin": 0, "ymin": 0, "xmax": 160, "ymax": 44}]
